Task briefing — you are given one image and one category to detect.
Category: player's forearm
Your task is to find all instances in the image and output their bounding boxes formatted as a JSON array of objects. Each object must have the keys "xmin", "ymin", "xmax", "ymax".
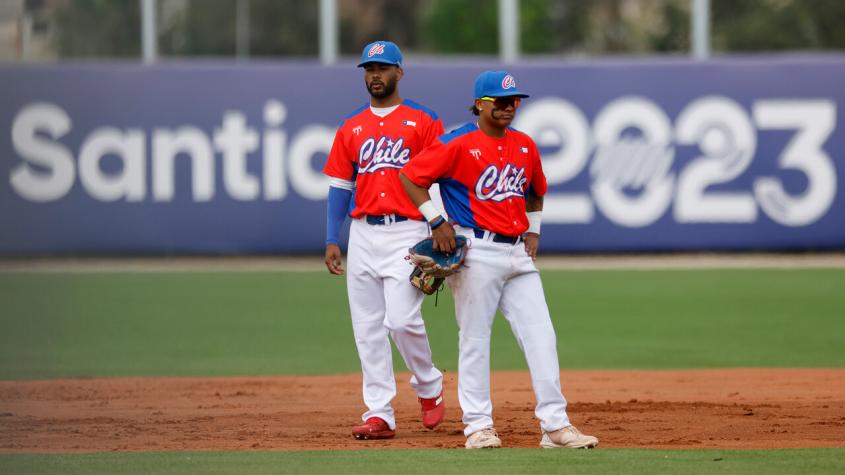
[
  {"xmin": 526, "ymin": 191, "xmax": 543, "ymax": 236},
  {"xmin": 399, "ymin": 173, "xmax": 433, "ymax": 208},
  {"xmin": 526, "ymin": 192, "xmax": 543, "ymax": 212},
  {"xmin": 326, "ymin": 186, "xmax": 352, "ymax": 245}
]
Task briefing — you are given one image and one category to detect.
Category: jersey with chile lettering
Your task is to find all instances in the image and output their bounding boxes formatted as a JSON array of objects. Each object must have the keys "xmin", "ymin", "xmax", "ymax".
[
  {"xmin": 401, "ymin": 123, "xmax": 547, "ymax": 237},
  {"xmin": 323, "ymin": 100, "xmax": 444, "ymax": 219}
]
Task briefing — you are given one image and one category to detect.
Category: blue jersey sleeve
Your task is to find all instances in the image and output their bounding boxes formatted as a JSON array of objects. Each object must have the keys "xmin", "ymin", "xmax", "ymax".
[{"xmin": 326, "ymin": 186, "xmax": 353, "ymax": 246}]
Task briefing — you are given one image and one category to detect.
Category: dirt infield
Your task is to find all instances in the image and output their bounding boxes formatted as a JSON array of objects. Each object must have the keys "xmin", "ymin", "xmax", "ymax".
[{"xmin": 1, "ymin": 369, "xmax": 843, "ymax": 452}]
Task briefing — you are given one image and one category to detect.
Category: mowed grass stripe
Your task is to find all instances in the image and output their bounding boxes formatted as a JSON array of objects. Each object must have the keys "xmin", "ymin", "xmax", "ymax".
[
  {"xmin": 2, "ymin": 449, "xmax": 845, "ymax": 475},
  {"xmin": 0, "ymin": 269, "xmax": 843, "ymax": 379}
]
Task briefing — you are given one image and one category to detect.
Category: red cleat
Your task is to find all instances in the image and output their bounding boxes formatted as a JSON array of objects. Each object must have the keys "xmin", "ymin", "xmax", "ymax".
[
  {"xmin": 419, "ymin": 393, "xmax": 445, "ymax": 429},
  {"xmin": 352, "ymin": 417, "xmax": 396, "ymax": 440}
]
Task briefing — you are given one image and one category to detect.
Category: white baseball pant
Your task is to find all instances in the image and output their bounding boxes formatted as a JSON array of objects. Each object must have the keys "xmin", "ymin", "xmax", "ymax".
[
  {"xmin": 346, "ymin": 216, "xmax": 444, "ymax": 430},
  {"xmin": 448, "ymin": 226, "xmax": 571, "ymax": 436}
]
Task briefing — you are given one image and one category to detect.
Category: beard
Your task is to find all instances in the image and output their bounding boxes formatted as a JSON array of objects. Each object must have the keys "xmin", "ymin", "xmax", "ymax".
[{"xmin": 367, "ymin": 77, "xmax": 397, "ymax": 99}]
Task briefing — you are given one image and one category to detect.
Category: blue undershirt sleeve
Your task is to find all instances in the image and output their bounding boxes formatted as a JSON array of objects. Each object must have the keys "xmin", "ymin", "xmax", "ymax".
[{"xmin": 326, "ymin": 186, "xmax": 353, "ymax": 246}]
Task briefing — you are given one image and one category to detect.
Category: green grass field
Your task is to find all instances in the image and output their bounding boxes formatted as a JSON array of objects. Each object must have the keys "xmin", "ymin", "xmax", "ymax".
[
  {"xmin": 2, "ymin": 448, "xmax": 844, "ymax": 475},
  {"xmin": 1, "ymin": 268, "xmax": 844, "ymax": 473}
]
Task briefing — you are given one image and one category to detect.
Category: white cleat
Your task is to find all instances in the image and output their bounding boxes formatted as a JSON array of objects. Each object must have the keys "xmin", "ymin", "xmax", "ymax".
[
  {"xmin": 540, "ymin": 425, "xmax": 599, "ymax": 449},
  {"xmin": 465, "ymin": 427, "xmax": 502, "ymax": 449}
]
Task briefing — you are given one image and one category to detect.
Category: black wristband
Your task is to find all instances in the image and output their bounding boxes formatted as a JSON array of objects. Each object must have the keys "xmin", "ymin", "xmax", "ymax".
[{"xmin": 430, "ymin": 215, "xmax": 447, "ymax": 230}]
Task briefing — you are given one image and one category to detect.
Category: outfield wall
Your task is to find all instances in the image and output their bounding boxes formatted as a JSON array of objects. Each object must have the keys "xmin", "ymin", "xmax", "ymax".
[{"xmin": 1, "ymin": 56, "xmax": 844, "ymax": 254}]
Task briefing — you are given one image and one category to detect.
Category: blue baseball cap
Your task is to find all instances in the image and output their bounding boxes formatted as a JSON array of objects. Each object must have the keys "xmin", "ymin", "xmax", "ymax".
[
  {"xmin": 357, "ymin": 41, "xmax": 403, "ymax": 67},
  {"xmin": 474, "ymin": 70, "xmax": 529, "ymax": 98}
]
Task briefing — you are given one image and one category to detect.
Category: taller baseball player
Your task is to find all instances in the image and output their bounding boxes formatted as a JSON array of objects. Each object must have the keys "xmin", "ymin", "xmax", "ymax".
[
  {"xmin": 399, "ymin": 71, "xmax": 599, "ymax": 449},
  {"xmin": 323, "ymin": 41, "xmax": 446, "ymax": 440}
]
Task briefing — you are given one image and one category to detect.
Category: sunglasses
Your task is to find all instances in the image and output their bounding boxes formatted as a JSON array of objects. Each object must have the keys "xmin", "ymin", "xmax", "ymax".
[{"xmin": 480, "ymin": 96, "xmax": 521, "ymax": 109}]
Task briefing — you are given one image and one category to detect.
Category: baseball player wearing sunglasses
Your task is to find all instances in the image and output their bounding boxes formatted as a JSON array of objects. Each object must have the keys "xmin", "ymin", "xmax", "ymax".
[{"xmin": 399, "ymin": 70, "xmax": 599, "ymax": 450}]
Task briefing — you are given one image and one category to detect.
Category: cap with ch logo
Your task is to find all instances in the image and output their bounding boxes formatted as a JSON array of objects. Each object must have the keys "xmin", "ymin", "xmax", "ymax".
[
  {"xmin": 357, "ymin": 41, "xmax": 403, "ymax": 67},
  {"xmin": 474, "ymin": 70, "xmax": 530, "ymax": 98}
]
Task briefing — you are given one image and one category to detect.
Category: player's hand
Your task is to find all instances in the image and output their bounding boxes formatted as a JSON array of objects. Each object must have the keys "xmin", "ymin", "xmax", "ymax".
[
  {"xmin": 523, "ymin": 232, "xmax": 540, "ymax": 260},
  {"xmin": 431, "ymin": 222, "xmax": 456, "ymax": 253},
  {"xmin": 325, "ymin": 244, "xmax": 345, "ymax": 275}
]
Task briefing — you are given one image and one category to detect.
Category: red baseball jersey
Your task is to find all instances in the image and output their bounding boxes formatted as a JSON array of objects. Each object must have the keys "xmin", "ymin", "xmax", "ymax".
[
  {"xmin": 323, "ymin": 100, "xmax": 444, "ymax": 219},
  {"xmin": 401, "ymin": 123, "xmax": 548, "ymax": 237}
]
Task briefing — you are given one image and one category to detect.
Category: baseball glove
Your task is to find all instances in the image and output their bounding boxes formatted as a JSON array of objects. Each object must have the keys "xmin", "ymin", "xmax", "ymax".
[{"xmin": 407, "ymin": 235, "xmax": 469, "ymax": 295}]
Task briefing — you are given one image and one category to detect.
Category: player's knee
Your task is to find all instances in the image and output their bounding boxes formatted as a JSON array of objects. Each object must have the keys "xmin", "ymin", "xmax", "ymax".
[
  {"xmin": 459, "ymin": 327, "xmax": 493, "ymax": 343},
  {"xmin": 384, "ymin": 316, "xmax": 425, "ymax": 335}
]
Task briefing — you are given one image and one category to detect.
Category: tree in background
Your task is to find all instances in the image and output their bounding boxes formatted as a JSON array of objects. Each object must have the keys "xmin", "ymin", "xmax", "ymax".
[
  {"xmin": 249, "ymin": 0, "xmax": 319, "ymax": 56},
  {"xmin": 520, "ymin": 0, "xmax": 592, "ymax": 54},
  {"xmin": 158, "ymin": 0, "xmax": 319, "ymax": 57},
  {"xmin": 649, "ymin": 0, "xmax": 690, "ymax": 53},
  {"xmin": 49, "ymin": 0, "xmax": 319, "ymax": 59},
  {"xmin": 710, "ymin": 0, "xmax": 845, "ymax": 52},
  {"xmin": 338, "ymin": 0, "xmax": 426, "ymax": 55},
  {"xmin": 427, "ymin": 0, "xmax": 845, "ymax": 56},
  {"xmin": 45, "ymin": 0, "xmax": 845, "ymax": 60},
  {"xmin": 419, "ymin": 0, "xmax": 690, "ymax": 56},
  {"xmin": 50, "ymin": 0, "xmax": 140, "ymax": 58},
  {"xmin": 420, "ymin": 0, "xmax": 498, "ymax": 54},
  {"xmin": 158, "ymin": 0, "xmax": 235, "ymax": 56}
]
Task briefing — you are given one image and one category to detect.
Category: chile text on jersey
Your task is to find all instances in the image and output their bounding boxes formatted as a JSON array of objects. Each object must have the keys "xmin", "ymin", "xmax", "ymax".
[
  {"xmin": 476, "ymin": 163, "xmax": 528, "ymax": 202},
  {"xmin": 357, "ymin": 136, "xmax": 411, "ymax": 174},
  {"xmin": 323, "ymin": 100, "xmax": 444, "ymax": 220}
]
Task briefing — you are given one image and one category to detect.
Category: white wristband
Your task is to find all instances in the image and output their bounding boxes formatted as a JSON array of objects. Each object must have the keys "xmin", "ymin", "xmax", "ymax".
[
  {"xmin": 418, "ymin": 200, "xmax": 440, "ymax": 222},
  {"xmin": 527, "ymin": 211, "xmax": 542, "ymax": 234},
  {"xmin": 329, "ymin": 177, "xmax": 355, "ymax": 191}
]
